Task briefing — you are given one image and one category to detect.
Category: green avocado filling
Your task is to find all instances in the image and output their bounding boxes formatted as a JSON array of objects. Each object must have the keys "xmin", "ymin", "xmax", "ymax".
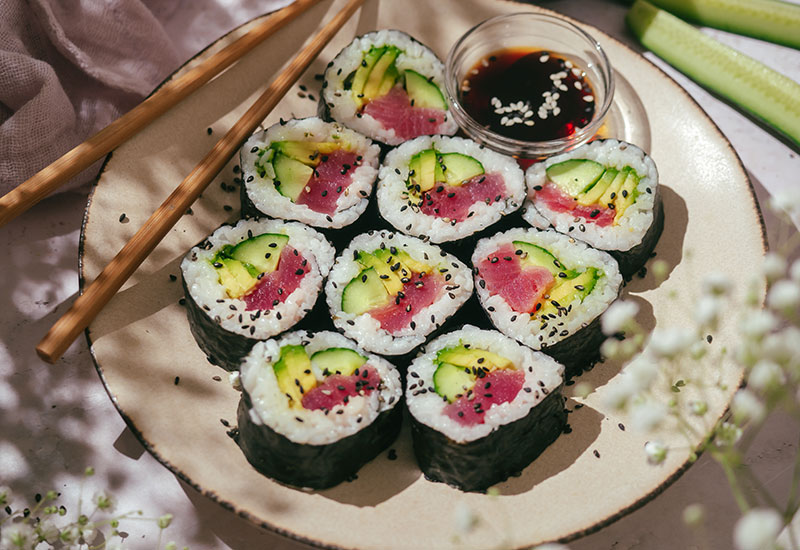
[
  {"xmin": 407, "ymin": 148, "xmax": 484, "ymax": 194},
  {"xmin": 345, "ymin": 46, "xmax": 447, "ymax": 110},
  {"xmin": 340, "ymin": 247, "xmax": 432, "ymax": 315},
  {"xmin": 432, "ymin": 345, "xmax": 513, "ymax": 403},
  {"xmin": 210, "ymin": 233, "xmax": 289, "ymax": 298},
  {"xmin": 545, "ymin": 159, "xmax": 641, "ymax": 224}
]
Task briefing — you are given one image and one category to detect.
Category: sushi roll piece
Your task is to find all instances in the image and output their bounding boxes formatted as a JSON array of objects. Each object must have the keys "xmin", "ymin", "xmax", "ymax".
[
  {"xmin": 320, "ymin": 29, "xmax": 458, "ymax": 146},
  {"xmin": 522, "ymin": 139, "xmax": 664, "ymax": 278},
  {"xmin": 181, "ymin": 218, "xmax": 335, "ymax": 371},
  {"xmin": 406, "ymin": 325, "xmax": 566, "ymax": 492},
  {"xmin": 326, "ymin": 230, "xmax": 473, "ymax": 355},
  {"xmin": 239, "ymin": 117, "xmax": 380, "ymax": 228},
  {"xmin": 472, "ymin": 228, "xmax": 622, "ymax": 376},
  {"xmin": 376, "ymin": 135, "xmax": 525, "ymax": 243},
  {"xmin": 236, "ymin": 330, "xmax": 403, "ymax": 489}
]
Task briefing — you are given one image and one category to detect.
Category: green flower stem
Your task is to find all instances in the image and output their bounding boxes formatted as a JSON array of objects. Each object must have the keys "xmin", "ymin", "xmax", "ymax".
[
  {"xmin": 738, "ymin": 462, "xmax": 781, "ymax": 510},
  {"xmin": 715, "ymin": 450, "xmax": 753, "ymax": 513},
  {"xmin": 786, "ymin": 433, "xmax": 800, "ymax": 520}
]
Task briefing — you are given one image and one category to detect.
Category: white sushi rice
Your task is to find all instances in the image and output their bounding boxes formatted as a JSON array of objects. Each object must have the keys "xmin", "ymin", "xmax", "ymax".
[
  {"xmin": 322, "ymin": 29, "xmax": 459, "ymax": 145},
  {"xmin": 240, "ymin": 331, "xmax": 402, "ymax": 445},
  {"xmin": 181, "ymin": 218, "xmax": 335, "ymax": 339},
  {"xmin": 523, "ymin": 139, "xmax": 659, "ymax": 252},
  {"xmin": 472, "ymin": 227, "xmax": 622, "ymax": 350},
  {"xmin": 325, "ymin": 230, "xmax": 473, "ymax": 355},
  {"xmin": 377, "ymin": 135, "xmax": 525, "ymax": 243},
  {"xmin": 239, "ymin": 117, "xmax": 380, "ymax": 229},
  {"xmin": 406, "ymin": 325, "xmax": 564, "ymax": 443}
]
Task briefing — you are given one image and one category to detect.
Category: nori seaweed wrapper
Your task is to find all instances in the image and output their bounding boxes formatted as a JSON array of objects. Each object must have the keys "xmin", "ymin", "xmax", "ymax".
[
  {"xmin": 181, "ymin": 273, "xmax": 258, "ymax": 371},
  {"xmin": 409, "ymin": 387, "xmax": 566, "ymax": 492},
  {"xmin": 236, "ymin": 391, "xmax": 403, "ymax": 489},
  {"xmin": 540, "ymin": 316, "xmax": 605, "ymax": 379}
]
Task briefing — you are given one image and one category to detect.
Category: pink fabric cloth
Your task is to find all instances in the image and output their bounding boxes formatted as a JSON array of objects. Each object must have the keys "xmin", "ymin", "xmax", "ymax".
[{"xmin": 0, "ymin": 0, "xmax": 292, "ymax": 195}]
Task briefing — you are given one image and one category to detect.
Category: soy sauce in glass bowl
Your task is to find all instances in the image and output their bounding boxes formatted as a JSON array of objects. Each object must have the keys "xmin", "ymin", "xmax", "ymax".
[{"xmin": 445, "ymin": 12, "xmax": 614, "ymax": 160}]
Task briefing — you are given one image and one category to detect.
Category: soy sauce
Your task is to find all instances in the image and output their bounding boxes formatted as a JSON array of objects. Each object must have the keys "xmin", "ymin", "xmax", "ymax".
[{"xmin": 459, "ymin": 47, "xmax": 596, "ymax": 142}]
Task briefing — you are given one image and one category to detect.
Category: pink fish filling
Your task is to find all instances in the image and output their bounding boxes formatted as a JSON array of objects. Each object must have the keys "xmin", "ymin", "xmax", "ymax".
[
  {"xmin": 369, "ymin": 273, "xmax": 445, "ymax": 333},
  {"xmin": 534, "ymin": 182, "xmax": 615, "ymax": 227},
  {"xmin": 301, "ymin": 366, "xmax": 381, "ymax": 411},
  {"xmin": 444, "ymin": 369, "xmax": 525, "ymax": 426},
  {"xmin": 294, "ymin": 149, "xmax": 361, "ymax": 215},
  {"xmin": 419, "ymin": 173, "xmax": 506, "ymax": 222},
  {"xmin": 243, "ymin": 246, "xmax": 310, "ymax": 311},
  {"xmin": 363, "ymin": 86, "xmax": 447, "ymax": 141},
  {"xmin": 477, "ymin": 243, "xmax": 554, "ymax": 313}
]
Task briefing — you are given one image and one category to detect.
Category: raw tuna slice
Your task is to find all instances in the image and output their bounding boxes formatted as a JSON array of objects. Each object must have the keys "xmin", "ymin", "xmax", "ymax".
[
  {"xmin": 419, "ymin": 173, "xmax": 505, "ymax": 222},
  {"xmin": 363, "ymin": 86, "xmax": 447, "ymax": 141},
  {"xmin": 535, "ymin": 182, "xmax": 614, "ymax": 227},
  {"xmin": 444, "ymin": 368, "xmax": 525, "ymax": 426},
  {"xmin": 301, "ymin": 366, "xmax": 381, "ymax": 411},
  {"xmin": 243, "ymin": 246, "xmax": 310, "ymax": 311},
  {"xmin": 369, "ymin": 273, "xmax": 444, "ymax": 333},
  {"xmin": 477, "ymin": 243, "xmax": 554, "ymax": 313},
  {"xmin": 295, "ymin": 149, "xmax": 361, "ymax": 215}
]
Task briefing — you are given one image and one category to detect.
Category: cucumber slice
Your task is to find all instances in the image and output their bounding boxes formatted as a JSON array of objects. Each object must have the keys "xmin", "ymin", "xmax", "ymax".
[
  {"xmin": 229, "ymin": 233, "xmax": 289, "ymax": 273},
  {"xmin": 432, "ymin": 362, "xmax": 476, "ymax": 403},
  {"xmin": 355, "ymin": 250, "xmax": 404, "ymax": 295},
  {"xmin": 272, "ymin": 152, "xmax": 313, "ymax": 201},
  {"xmin": 310, "ymin": 348, "xmax": 367, "ymax": 376},
  {"xmin": 405, "ymin": 69, "xmax": 447, "ymax": 109},
  {"xmin": 513, "ymin": 241, "xmax": 577, "ymax": 278},
  {"xmin": 439, "ymin": 152, "xmax": 484, "ymax": 186},
  {"xmin": 341, "ymin": 268, "xmax": 391, "ymax": 315},
  {"xmin": 627, "ymin": 0, "xmax": 800, "ymax": 146},
  {"xmin": 546, "ymin": 159, "xmax": 605, "ymax": 196},
  {"xmin": 646, "ymin": 0, "xmax": 800, "ymax": 50}
]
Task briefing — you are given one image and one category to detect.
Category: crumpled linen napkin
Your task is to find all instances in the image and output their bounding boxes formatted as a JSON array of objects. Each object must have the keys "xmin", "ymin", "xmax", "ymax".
[{"xmin": 0, "ymin": 0, "xmax": 293, "ymax": 196}]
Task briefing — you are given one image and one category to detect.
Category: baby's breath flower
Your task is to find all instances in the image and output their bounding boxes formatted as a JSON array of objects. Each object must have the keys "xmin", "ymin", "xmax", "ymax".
[
  {"xmin": 626, "ymin": 356, "xmax": 659, "ymax": 391},
  {"xmin": 694, "ymin": 295, "xmax": 721, "ymax": 327},
  {"xmin": 37, "ymin": 517, "xmax": 61, "ymax": 544},
  {"xmin": 600, "ymin": 338, "xmax": 621, "ymax": 360},
  {"xmin": 733, "ymin": 508, "xmax": 782, "ymax": 550},
  {"xmin": 683, "ymin": 503, "xmax": 705, "ymax": 527},
  {"xmin": 689, "ymin": 340, "xmax": 707, "ymax": 360},
  {"xmin": 158, "ymin": 513, "xmax": 173, "ymax": 529},
  {"xmin": 748, "ymin": 360, "xmax": 786, "ymax": 392},
  {"xmin": 702, "ymin": 272, "xmax": 732, "ymax": 296},
  {"xmin": 59, "ymin": 525, "xmax": 80, "ymax": 543},
  {"xmin": 93, "ymin": 491, "xmax": 115, "ymax": 512},
  {"xmin": 766, "ymin": 279, "xmax": 800, "ymax": 313},
  {"xmin": 453, "ymin": 502, "xmax": 479, "ymax": 533},
  {"xmin": 165, "ymin": 542, "xmax": 178, "ymax": 550},
  {"xmin": 644, "ymin": 441, "xmax": 668, "ymax": 464},
  {"xmin": 106, "ymin": 540, "xmax": 126, "ymax": 550},
  {"xmin": 630, "ymin": 399, "xmax": 667, "ymax": 432},
  {"xmin": 790, "ymin": 259, "xmax": 800, "ymax": 283},
  {"xmin": 81, "ymin": 526, "xmax": 99, "ymax": 545},
  {"xmin": 649, "ymin": 327, "xmax": 695, "ymax": 358},
  {"xmin": 229, "ymin": 371, "xmax": 242, "ymax": 391},
  {"xmin": 739, "ymin": 310, "xmax": 778, "ymax": 340},
  {"xmin": 690, "ymin": 400, "xmax": 708, "ymax": 416},
  {"xmin": 0, "ymin": 485, "xmax": 12, "ymax": 506},
  {"xmin": 731, "ymin": 389, "xmax": 766, "ymax": 424},
  {"xmin": 716, "ymin": 422, "xmax": 743, "ymax": 447},
  {"xmin": 1, "ymin": 523, "xmax": 35, "ymax": 549},
  {"xmin": 651, "ymin": 259, "xmax": 669, "ymax": 281},
  {"xmin": 601, "ymin": 376, "xmax": 637, "ymax": 410},
  {"xmin": 762, "ymin": 253, "xmax": 787, "ymax": 282},
  {"xmin": 769, "ymin": 187, "xmax": 800, "ymax": 215},
  {"xmin": 601, "ymin": 300, "xmax": 639, "ymax": 335},
  {"xmin": 572, "ymin": 381, "xmax": 593, "ymax": 399}
]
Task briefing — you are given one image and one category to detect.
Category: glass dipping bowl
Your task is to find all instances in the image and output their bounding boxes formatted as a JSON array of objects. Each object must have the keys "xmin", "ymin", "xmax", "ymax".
[{"xmin": 445, "ymin": 12, "xmax": 614, "ymax": 159}]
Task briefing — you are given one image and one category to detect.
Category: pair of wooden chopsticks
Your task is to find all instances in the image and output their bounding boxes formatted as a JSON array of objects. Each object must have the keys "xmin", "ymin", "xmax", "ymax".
[{"xmin": 35, "ymin": 0, "xmax": 367, "ymax": 363}]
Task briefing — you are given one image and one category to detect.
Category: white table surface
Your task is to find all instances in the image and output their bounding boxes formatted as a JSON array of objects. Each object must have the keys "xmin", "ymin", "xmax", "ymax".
[{"xmin": 2, "ymin": 1, "xmax": 799, "ymax": 549}]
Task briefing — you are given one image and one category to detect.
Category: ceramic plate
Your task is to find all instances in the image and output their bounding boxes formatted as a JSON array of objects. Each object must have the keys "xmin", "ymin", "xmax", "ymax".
[{"xmin": 81, "ymin": 0, "xmax": 766, "ymax": 548}]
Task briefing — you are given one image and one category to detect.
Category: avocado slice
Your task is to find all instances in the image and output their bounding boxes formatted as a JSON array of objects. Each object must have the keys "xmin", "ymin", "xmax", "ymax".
[
  {"xmin": 378, "ymin": 64, "xmax": 400, "ymax": 96},
  {"xmin": 439, "ymin": 152, "xmax": 484, "ymax": 187},
  {"xmin": 341, "ymin": 268, "xmax": 391, "ymax": 315},
  {"xmin": 538, "ymin": 268, "xmax": 599, "ymax": 318},
  {"xmin": 433, "ymin": 362, "xmax": 476, "ymax": 403},
  {"xmin": 310, "ymin": 347, "xmax": 367, "ymax": 376},
  {"xmin": 409, "ymin": 149, "xmax": 437, "ymax": 193},
  {"xmin": 392, "ymin": 249, "xmax": 431, "ymax": 275},
  {"xmin": 351, "ymin": 46, "xmax": 386, "ymax": 105},
  {"xmin": 363, "ymin": 47, "xmax": 401, "ymax": 101},
  {"xmin": 577, "ymin": 167, "xmax": 618, "ymax": 206},
  {"xmin": 613, "ymin": 171, "xmax": 641, "ymax": 223},
  {"xmin": 436, "ymin": 345, "xmax": 513, "ymax": 370},
  {"xmin": 598, "ymin": 167, "xmax": 631, "ymax": 207},
  {"xmin": 512, "ymin": 241, "xmax": 577, "ymax": 278},
  {"xmin": 405, "ymin": 69, "xmax": 447, "ymax": 109},
  {"xmin": 272, "ymin": 152, "xmax": 313, "ymax": 201},
  {"xmin": 273, "ymin": 345, "xmax": 316, "ymax": 408},
  {"xmin": 271, "ymin": 141, "xmax": 342, "ymax": 166},
  {"xmin": 373, "ymin": 247, "xmax": 431, "ymax": 279},
  {"xmin": 229, "ymin": 233, "xmax": 289, "ymax": 273},
  {"xmin": 212, "ymin": 256, "xmax": 259, "ymax": 299},
  {"xmin": 356, "ymin": 250, "xmax": 404, "ymax": 295},
  {"xmin": 546, "ymin": 159, "xmax": 605, "ymax": 197}
]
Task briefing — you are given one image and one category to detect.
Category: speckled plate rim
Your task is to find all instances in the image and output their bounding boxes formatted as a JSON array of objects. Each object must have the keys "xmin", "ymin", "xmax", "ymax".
[{"xmin": 79, "ymin": 1, "xmax": 767, "ymax": 548}]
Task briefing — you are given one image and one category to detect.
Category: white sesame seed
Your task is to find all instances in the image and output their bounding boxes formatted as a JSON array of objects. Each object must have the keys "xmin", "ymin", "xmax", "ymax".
[
  {"xmin": 559, "ymin": 84, "xmax": 568, "ymax": 91},
  {"xmin": 513, "ymin": 116, "xmax": 522, "ymax": 123},
  {"xmin": 524, "ymin": 120, "xmax": 535, "ymax": 126},
  {"xmin": 574, "ymin": 81, "xmax": 583, "ymax": 90},
  {"xmin": 553, "ymin": 107, "xmax": 561, "ymax": 116},
  {"xmin": 500, "ymin": 116, "xmax": 509, "ymax": 125},
  {"xmin": 552, "ymin": 92, "xmax": 560, "ymax": 100},
  {"xmin": 482, "ymin": 59, "xmax": 489, "ymax": 67},
  {"xmin": 565, "ymin": 60, "xmax": 573, "ymax": 68},
  {"xmin": 539, "ymin": 54, "xmax": 549, "ymax": 63},
  {"xmin": 583, "ymin": 95, "xmax": 595, "ymax": 102},
  {"xmin": 572, "ymin": 68, "xmax": 582, "ymax": 77},
  {"xmin": 470, "ymin": 69, "xmax": 479, "ymax": 75},
  {"xmin": 524, "ymin": 110, "xmax": 533, "ymax": 118}
]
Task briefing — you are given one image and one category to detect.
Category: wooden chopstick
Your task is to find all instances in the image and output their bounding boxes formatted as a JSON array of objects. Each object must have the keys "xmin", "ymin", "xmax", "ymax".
[
  {"xmin": 0, "ymin": 0, "xmax": 324, "ymax": 228},
  {"xmin": 36, "ymin": 0, "xmax": 366, "ymax": 363}
]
